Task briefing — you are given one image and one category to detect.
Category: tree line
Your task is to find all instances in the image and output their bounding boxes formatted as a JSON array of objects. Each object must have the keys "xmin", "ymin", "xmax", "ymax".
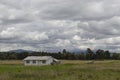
[{"xmin": 0, "ymin": 48, "xmax": 120, "ymax": 60}]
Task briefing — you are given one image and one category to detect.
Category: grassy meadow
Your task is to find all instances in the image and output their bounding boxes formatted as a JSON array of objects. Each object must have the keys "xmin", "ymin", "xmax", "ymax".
[{"xmin": 0, "ymin": 60, "xmax": 120, "ymax": 80}]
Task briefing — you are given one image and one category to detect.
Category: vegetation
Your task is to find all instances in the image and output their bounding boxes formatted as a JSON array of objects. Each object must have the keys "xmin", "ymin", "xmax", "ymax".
[
  {"xmin": 0, "ymin": 48, "xmax": 120, "ymax": 60},
  {"xmin": 0, "ymin": 60, "xmax": 120, "ymax": 80}
]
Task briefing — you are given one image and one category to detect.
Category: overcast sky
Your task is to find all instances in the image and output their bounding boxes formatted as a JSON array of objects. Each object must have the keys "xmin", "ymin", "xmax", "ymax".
[{"xmin": 0, "ymin": 0, "xmax": 120, "ymax": 52}]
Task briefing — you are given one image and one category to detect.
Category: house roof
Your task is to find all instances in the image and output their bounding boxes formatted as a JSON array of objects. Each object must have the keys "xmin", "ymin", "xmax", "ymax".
[
  {"xmin": 23, "ymin": 56, "xmax": 52, "ymax": 61},
  {"xmin": 53, "ymin": 58, "xmax": 60, "ymax": 62}
]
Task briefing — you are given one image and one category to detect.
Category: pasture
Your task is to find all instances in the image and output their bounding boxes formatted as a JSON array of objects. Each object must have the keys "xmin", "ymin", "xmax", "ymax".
[{"xmin": 0, "ymin": 60, "xmax": 120, "ymax": 80}]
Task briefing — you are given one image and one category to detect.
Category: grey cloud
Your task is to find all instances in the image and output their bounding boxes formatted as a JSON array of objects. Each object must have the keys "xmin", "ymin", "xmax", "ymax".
[
  {"xmin": 0, "ymin": 0, "xmax": 120, "ymax": 52},
  {"xmin": 1, "ymin": 18, "xmax": 32, "ymax": 25},
  {"xmin": 38, "ymin": 0, "xmax": 120, "ymax": 21}
]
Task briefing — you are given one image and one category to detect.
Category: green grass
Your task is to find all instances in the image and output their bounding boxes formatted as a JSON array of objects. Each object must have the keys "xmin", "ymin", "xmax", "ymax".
[{"xmin": 0, "ymin": 60, "xmax": 120, "ymax": 80}]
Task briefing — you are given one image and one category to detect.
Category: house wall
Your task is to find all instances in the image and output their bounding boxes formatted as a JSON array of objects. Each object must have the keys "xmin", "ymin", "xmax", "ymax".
[
  {"xmin": 24, "ymin": 60, "xmax": 37, "ymax": 66},
  {"xmin": 24, "ymin": 58, "xmax": 53, "ymax": 66},
  {"xmin": 46, "ymin": 58, "xmax": 53, "ymax": 65}
]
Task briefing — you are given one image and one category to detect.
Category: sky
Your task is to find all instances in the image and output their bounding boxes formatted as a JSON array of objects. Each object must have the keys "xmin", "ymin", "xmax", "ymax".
[{"xmin": 0, "ymin": 0, "xmax": 120, "ymax": 52}]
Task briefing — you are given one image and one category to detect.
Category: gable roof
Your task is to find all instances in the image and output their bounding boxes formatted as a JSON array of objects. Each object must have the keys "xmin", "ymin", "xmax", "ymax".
[{"xmin": 23, "ymin": 56, "xmax": 52, "ymax": 61}]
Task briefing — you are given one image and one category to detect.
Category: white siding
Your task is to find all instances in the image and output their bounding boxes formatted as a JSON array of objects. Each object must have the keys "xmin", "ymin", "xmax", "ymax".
[
  {"xmin": 23, "ymin": 56, "xmax": 59, "ymax": 66},
  {"xmin": 24, "ymin": 59, "xmax": 53, "ymax": 66},
  {"xmin": 46, "ymin": 58, "xmax": 53, "ymax": 65}
]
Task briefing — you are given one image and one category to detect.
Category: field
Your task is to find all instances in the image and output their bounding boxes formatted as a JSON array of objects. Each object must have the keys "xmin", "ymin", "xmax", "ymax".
[{"xmin": 0, "ymin": 60, "xmax": 120, "ymax": 80}]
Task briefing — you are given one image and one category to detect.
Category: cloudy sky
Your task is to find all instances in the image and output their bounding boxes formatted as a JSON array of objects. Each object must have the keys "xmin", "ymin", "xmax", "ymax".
[{"xmin": 0, "ymin": 0, "xmax": 120, "ymax": 52}]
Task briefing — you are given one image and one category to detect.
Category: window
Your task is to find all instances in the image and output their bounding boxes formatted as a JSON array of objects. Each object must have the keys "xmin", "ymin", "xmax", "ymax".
[
  {"xmin": 26, "ymin": 60, "xmax": 30, "ymax": 64},
  {"xmin": 42, "ymin": 60, "xmax": 46, "ymax": 63},
  {"xmin": 33, "ymin": 60, "xmax": 36, "ymax": 64}
]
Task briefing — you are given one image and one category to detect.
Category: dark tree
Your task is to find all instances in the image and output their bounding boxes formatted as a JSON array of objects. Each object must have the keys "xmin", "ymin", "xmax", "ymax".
[
  {"xmin": 86, "ymin": 48, "xmax": 95, "ymax": 60},
  {"xmin": 96, "ymin": 49, "xmax": 105, "ymax": 60},
  {"xmin": 104, "ymin": 50, "xmax": 110, "ymax": 59},
  {"xmin": 62, "ymin": 49, "xmax": 67, "ymax": 54}
]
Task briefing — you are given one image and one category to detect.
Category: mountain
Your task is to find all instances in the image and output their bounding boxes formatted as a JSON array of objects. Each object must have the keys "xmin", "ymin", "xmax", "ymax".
[{"xmin": 9, "ymin": 49, "xmax": 33, "ymax": 53}]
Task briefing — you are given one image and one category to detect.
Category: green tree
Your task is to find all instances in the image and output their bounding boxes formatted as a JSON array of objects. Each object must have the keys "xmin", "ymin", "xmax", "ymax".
[
  {"xmin": 96, "ymin": 49, "xmax": 105, "ymax": 60},
  {"xmin": 104, "ymin": 50, "xmax": 110, "ymax": 59},
  {"xmin": 112, "ymin": 53, "xmax": 120, "ymax": 60},
  {"xmin": 86, "ymin": 48, "xmax": 95, "ymax": 60},
  {"xmin": 62, "ymin": 49, "xmax": 67, "ymax": 54}
]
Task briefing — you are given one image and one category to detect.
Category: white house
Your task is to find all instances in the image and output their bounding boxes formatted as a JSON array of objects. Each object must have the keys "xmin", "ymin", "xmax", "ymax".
[{"xmin": 23, "ymin": 56, "xmax": 60, "ymax": 66}]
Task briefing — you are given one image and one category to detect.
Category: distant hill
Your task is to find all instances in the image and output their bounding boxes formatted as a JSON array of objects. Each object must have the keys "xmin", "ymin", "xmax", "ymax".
[
  {"xmin": 70, "ymin": 49, "xmax": 86, "ymax": 54},
  {"xmin": 8, "ymin": 49, "xmax": 86, "ymax": 54},
  {"xmin": 9, "ymin": 49, "xmax": 34, "ymax": 53}
]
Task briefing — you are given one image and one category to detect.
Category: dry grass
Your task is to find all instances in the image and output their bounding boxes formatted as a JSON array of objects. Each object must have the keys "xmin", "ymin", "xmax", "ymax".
[
  {"xmin": 61, "ymin": 60, "xmax": 86, "ymax": 64},
  {"xmin": 0, "ymin": 60, "xmax": 23, "ymax": 65},
  {"xmin": 0, "ymin": 60, "xmax": 118, "ymax": 65},
  {"xmin": 0, "ymin": 60, "xmax": 120, "ymax": 80}
]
